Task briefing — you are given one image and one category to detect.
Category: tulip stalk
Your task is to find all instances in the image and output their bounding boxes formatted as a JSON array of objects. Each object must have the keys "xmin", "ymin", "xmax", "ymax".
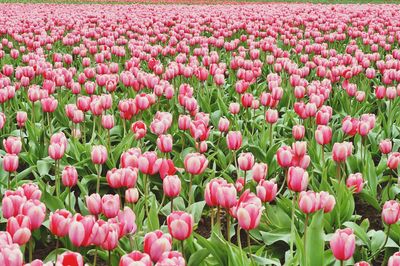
[
  {"xmin": 55, "ymin": 160, "xmax": 60, "ymax": 197},
  {"xmin": 189, "ymin": 174, "xmax": 194, "ymax": 205},
  {"xmin": 8, "ymin": 172, "xmax": 11, "ymax": 190},
  {"xmin": 226, "ymin": 211, "xmax": 230, "ymax": 242},
  {"xmin": 289, "ymin": 193, "xmax": 296, "ymax": 259},
  {"xmin": 144, "ymin": 174, "xmax": 149, "ymax": 217},
  {"xmin": 237, "ymin": 225, "xmax": 242, "ymax": 250},
  {"xmin": 303, "ymin": 214, "xmax": 309, "ymax": 266},
  {"xmin": 93, "ymin": 247, "xmax": 98, "ymax": 266},
  {"xmin": 96, "ymin": 164, "xmax": 102, "ymax": 194}
]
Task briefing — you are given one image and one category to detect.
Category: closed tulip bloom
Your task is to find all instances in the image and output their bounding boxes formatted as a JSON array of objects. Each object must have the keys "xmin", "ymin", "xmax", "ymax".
[
  {"xmin": 69, "ymin": 214, "xmax": 95, "ymax": 247},
  {"xmin": 292, "ymin": 125, "xmax": 305, "ymax": 140},
  {"xmin": 315, "ymin": 125, "xmax": 332, "ymax": 145},
  {"xmin": 21, "ymin": 183, "xmax": 42, "ymax": 200},
  {"xmin": 62, "ymin": 165, "xmax": 78, "ymax": 187},
  {"xmin": 218, "ymin": 117, "xmax": 230, "ymax": 132},
  {"xmin": 226, "ymin": 131, "xmax": 242, "ymax": 150},
  {"xmin": 379, "ymin": 139, "xmax": 392, "ymax": 154},
  {"xmin": 0, "ymin": 231, "xmax": 12, "ymax": 246},
  {"xmin": 237, "ymin": 152, "xmax": 255, "ymax": 171},
  {"xmin": 41, "ymin": 96, "xmax": 58, "ymax": 113},
  {"xmin": 101, "ymin": 194, "xmax": 120, "ymax": 219},
  {"xmin": 3, "ymin": 136, "xmax": 22, "ymax": 155},
  {"xmin": 144, "ymin": 230, "xmax": 172, "ymax": 262},
  {"xmin": 330, "ymin": 228, "xmax": 355, "ymax": 261},
  {"xmin": 138, "ymin": 151, "xmax": 161, "ymax": 175},
  {"xmin": 101, "ymin": 224, "xmax": 119, "ymax": 251},
  {"xmin": 163, "ymin": 175, "xmax": 181, "ymax": 198},
  {"xmin": 388, "ymin": 251, "xmax": 400, "ymax": 266},
  {"xmin": 157, "ymin": 134, "xmax": 173, "ymax": 153},
  {"xmin": 184, "ymin": 153, "xmax": 208, "ymax": 175},
  {"xmin": 388, "ymin": 152, "xmax": 400, "ymax": 170},
  {"xmin": 56, "ymin": 251, "xmax": 84, "ymax": 266},
  {"xmin": 252, "ymin": 163, "xmax": 268, "ymax": 182},
  {"xmin": 167, "ymin": 211, "xmax": 194, "ymax": 241},
  {"xmin": 287, "ymin": 167, "xmax": 309, "ymax": 192},
  {"xmin": 237, "ymin": 200, "xmax": 264, "ymax": 230},
  {"xmin": 265, "ymin": 109, "xmax": 278, "ymax": 124},
  {"xmin": 49, "ymin": 209, "xmax": 72, "ymax": 237},
  {"xmin": 48, "ymin": 143, "xmax": 66, "ymax": 161},
  {"xmin": 178, "ymin": 115, "xmax": 191, "ymax": 131},
  {"xmin": 86, "ymin": 193, "xmax": 102, "ymax": 216},
  {"xmin": 16, "ymin": 111, "xmax": 27, "ymax": 127},
  {"xmin": 119, "ymin": 251, "xmax": 152, "ymax": 266},
  {"xmin": 382, "ymin": 200, "xmax": 400, "ymax": 225},
  {"xmin": 101, "ymin": 114, "xmax": 114, "ymax": 129},
  {"xmin": 0, "ymin": 244, "xmax": 24, "ymax": 266},
  {"xmin": 346, "ymin": 173, "xmax": 364, "ymax": 193},
  {"xmin": 125, "ymin": 188, "xmax": 139, "ymax": 204},
  {"xmin": 319, "ymin": 191, "xmax": 336, "ymax": 213},
  {"xmin": 21, "ymin": 199, "xmax": 46, "ymax": 230},
  {"xmin": 155, "ymin": 251, "xmax": 186, "ymax": 266},
  {"xmin": 256, "ymin": 179, "xmax": 277, "ymax": 203},
  {"xmin": 25, "ymin": 259, "xmax": 53, "ymax": 266},
  {"xmin": 216, "ymin": 183, "xmax": 237, "ymax": 209},
  {"xmin": 229, "ymin": 102, "xmax": 240, "ymax": 115},
  {"xmin": 298, "ymin": 191, "xmax": 320, "ymax": 214},
  {"xmin": 89, "ymin": 220, "xmax": 109, "ymax": 246},
  {"xmin": 131, "ymin": 121, "xmax": 147, "ymax": 140},
  {"xmin": 91, "ymin": 145, "xmax": 107, "ymax": 165},
  {"xmin": 292, "ymin": 141, "xmax": 307, "ymax": 157},
  {"xmin": 120, "ymin": 148, "xmax": 141, "ymax": 168},
  {"xmin": 276, "ymin": 146, "xmax": 293, "ymax": 168},
  {"xmin": 6, "ymin": 214, "xmax": 31, "ymax": 245},
  {"xmin": 3, "ymin": 154, "xmax": 18, "ymax": 172},
  {"xmin": 2, "ymin": 194, "xmax": 26, "ymax": 219},
  {"xmin": 332, "ymin": 142, "xmax": 353, "ymax": 162},
  {"xmin": 204, "ymin": 178, "xmax": 227, "ymax": 207}
]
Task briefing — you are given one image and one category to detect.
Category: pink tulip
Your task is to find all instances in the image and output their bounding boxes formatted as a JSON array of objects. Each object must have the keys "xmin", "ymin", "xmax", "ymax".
[
  {"xmin": 157, "ymin": 134, "xmax": 173, "ymax": 153},
  {"xmin": 277, "ymin": 146, "xmax": 293, "ymax": 168},
  {"xmin": 91, "ymin": 145, "xmax": 107, "ymax": 165},
  {"xmin": 144, "ymin": 230, "xmax": 172, "ymax": 262},
  {"xmin": 388, "ymin": 251, "xmax": 400, "ymax": 266},
  {"xmin": 21, "ymin": 183, "xmax": 42, "ymax": 200},
  {"xmin": 184, "ymin": 153, "xmax": 208, "ymax": 175},
  {"xmin": 388, "ymin": 152, "xmax": 400, "ymax": 170},
  {"xmin": 216, "ymin": 183, "xmax": 237, "ymax": 209},
  {"xmin": 167, "ymin": 211, "xmax": 194, "ymax": 241},
  {"xmin": 298, "ymin": 191, "xmax": 320, "ymax": 214},
  {"xmin": 330, "ymin": 228, "xmax": 355, "ymax": 261},
  {"xmin": 178, "ymin": 115, "xmax": 191, "ymax": 131},
  {"xmin": 49, "ymin": 209, "xmax": 72, "ymax": 237},
  {"xmin": 56, "ymin": 251, "xmax": 84, "ymax": 266},
  {"xmin": 256, "ymin": 179, "xmax": 277, "ymax": 203},
  {"xmin": 2, "ymin": 194, "xmax": 26, "ymax": 219},
  {"xmin": 163, "ymin": 175, "xmax": 181, "ymax": 198},
  {"xmin": 100, "ymin": 224, "xmax": 119, "ymax": 251},
  {"xmin": 120, "ymin": 148, "xmax": 141, "ymax": 168},
  {"xmin": 236, "ymin": 194, "xmax": 263, "ymax": 230},
  {"xmin": 101, "ymin": 194, "xmax": 120, "ymax": 219},
  {"xmin": 218, "ymin": 117, "xmax": 230, "ymax": 132},
  {"xmin": 382, "ymin": 200, "xmax": 400, "ymax": 225},
  {"xmin": 21, "ymin": 199, "xmax": 46, "ymax": 230},
  {"xmin": 3, "ymin": 136, "xmax": 22, "ymax": 155},
  {"xmin": 120, "ymin": 251, "xmax": 152, "ymax": 266},
  {"xmin": 155, "ymin": 251, "xmax": 186, "ymax": 266},
  {"xmin": 380, "ymin": 139, "xmax": 392, "ymax": 154},
  {"xmin": 292, "ymin": 125, "xmax": 305, "ymax": 140},
  {"xmin": 138, "ymin": 151, "xmax": 161, "ymax": 175},
  {"xmin": 48, "ymin": 143, "xmax": 65, "ymax": 161},
  {"xmin": 237, "ymin": 152, "xmax": 255, "ymax": 171},
  {"xmin": 101, "ymin": 114, "xmax": 114, "ymax": 129},
  {"xmin": 252, "ymin": 163, "xmax": 268, "ymax": 182},
  {"xmin": 0, "ymin": 244, "xmax": 23, "ymax": 266},
  {"xmin": 16, "ymin": 111, "xmax": 27, "ymax": 127},
  {"xmin": 86, "ymin": 193, "xmax": 102, "ymax": 216},
  {"xmin": 226, "ymin": 131, "xmax": 242, "ymax": 150},
  {"xmin": 3, "ymin": 154, "xmax": 18, "ymax": 172},
  {"xmin": 319, "ymin": 191, "xmax": 336, "ymax": 213},
  {"xmin": 265, "ymin": 109, "xmax": 278, "ymax": 124},
  {"xmin": 287, "ymin": 166, "xmax": 309, "ymax": 192},
  {"xmin": 346, "ymin": 173, "xmax": 364, "ymax": 193},
  {"xmin": 354, "ymin": 262, "xmax": 370, "ymax": 266},
  {"xmin": 125, "ymin": 188, "xmax": 139, "ymax": 204},
  {"xmin": 6, "ymin": 215, "xmax": 31, "ymax": 245},
  {"xmin": 315, "ymin": 125, "xmax": 332, "ymax": 145},
  {"xmin": 69, "ymin": 214, "xmax": 95, "ymax": 247},
  {"xmin": 332, "ymin": 142, "xmax": 353, "ymax": 162},
  {"xmin": 61, "ymin": 165, "xmax": 78, "ymax": 187}
]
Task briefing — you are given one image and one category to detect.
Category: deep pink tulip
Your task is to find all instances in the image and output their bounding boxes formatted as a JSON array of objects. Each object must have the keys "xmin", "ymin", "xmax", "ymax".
[
  {"xmin": 226, "ymin": 131, "xmax": 242, "ymax": 150},
  {"xmin": 380, "ymin": 139, "xmax": 392, "ymax": 154},
  {"xmin": 91, "ymin": 145, "xmax": 107, "ymax": 165},
  {"xmin": 276, "ymin": 146, "xmax": 293, "ymax": 168},
  {"xmin": 237, "ymin": 152, "xmax": 255, "ymax": 171},
  {"xmin": 256, "ymin": 179, "xmax": 277, "ymax": 203},
  {"xmin": 86, "ymin": 193, "xmax": 102, "ymax": 216},
  {"xmin": 101, "ymin": 114, "xmax": 114, "ymax": 130},
  {"xmin": 292, "ymin": 125, "xmax": 305, "ymax": 140},
  {"xmin": 184, "ymin": 153, "xmax": 208, "ymax": 175},
  {"xmin": 332, "ymin": 142, "xmax": 353, "ymax": 162},
  {"xmin": 330, "ymin": 228, "xmax": 355, "ymax": 261},
  {"xmin": 167, "ymin": 211, "xmax": 194, "ymax": 241},
  {"xmin": 3, "ymin": 136, "xmax": 22, "ymax": 155},
  {"xmin": 3, "ymin": 154, "xmax": 18, "ymax": 172},
  {"xmin": 346, "ymin": 173, "xmax": 364, "ymax": 193},
  {"xmin": 388, "ymin": 152, "xmax": 400, "ymax": 170},
  {"xmin": 144, "ymin": 230, "xmax": 172, "ymax": 262},
  {"xmin": 125, "ymin": 188, "xmax": 139, "ymax": 204},
  {"xmin": 101, "ymin": 194, "xmax": 120, "ymax": 219},
  {"xmin": 216, "ymin": 183, "xmax": 237, "ymax": 209},
  {"xmin": 68, "ymin": 214, "xmax": 95, "ymax": 247},
  {"xmin": 157, "ymin": 134, "xmax": 173, "ymax": 153},
  {"xmin": 252, "ymin": 163, "xmax": 268, "ymax": 182},
  {"xmin": 6, "ymin": 214, "xmax": 31, "ymax": 245},
  {"xmin": 315, "ymin": 125, "xmax": 332, "ymax": 145},
  {"xmin": 56, "ymin": 251, "xmax": 84, "ymax": 266},
  {"xmin": 382, "ymin": 200, "xmax": 400, "ymax": 225},
  {"xmin": 163, "ymin": 175, "xmax": 181, "ymax": 198},
  {"xmin": 21, "ymin": 199, "xmax": 46, "ymax": 230},
  {"xmin": 49, "ymin": 209, "xmax": 72, "ymax": 237},
  {"xmin": 155, "ymin": 251, "xmax": 186, "ymax": 266},
  {"xmin": 138, "ymin": 151, "xmax": 161, "ymax": 175},
  {"xmin": 119, "ymin": 251, "xmax": 152, "ymax": 266},
  {"xmin": 388, "ymin": 251, "xmax": 400, "ymax": 266},
  {"xmin": 287, "ymin": 166, "xmax": 309, "ymax": 192},
  {"xmin": 62, "ymin": 165, "xmax": 78, "ymax": 187}
]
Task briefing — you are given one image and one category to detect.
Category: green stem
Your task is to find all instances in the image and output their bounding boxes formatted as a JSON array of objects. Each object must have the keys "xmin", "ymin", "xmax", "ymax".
[
  {"xmin": 304, "ymin": 214, "xmax": 309, "ymax": 266},
  {"xmin": 189, "ymin": 174, "xmax": 193, "ymax": 205},
  {"xmin": 269, "ymin": 123, "xmax": 273, "ymax": 146},
  {"xmin": 289, "ymin": 193, "xmax": 297, "ymax": 259},
  {"xmin": 68, "ymin": 187, "xmax": 72, "ymax": 212},
  {"xmin": 29, "ymin": 238, "xmax": 33, "ymax": 262},
  {"xmin": 93, "ymin": 247, "xmax": 97, "ymax": 266},
  {"xmin": 96, "ymin": 164, "xmax": 102, "ymax": 194},
  {"xmin": 8, "ymin": 172, "xmax": 11, "ymax": 190},
  {"xmin": 55, "ymin": 160, "xmax": 60, "ymax": 197},
  {"xmin": 108, "ymin": 250, "xmax": 111, "ymax": 266},
  {"xmin": 144, "ymin": 174, "xmax": 149, "ymax": 217},
  {"xmin": 226, "ymin": 211, "xmax": 230, "ymax": 242},
  {"xmin": 237, "ymin": 225, "xmax": 242, "ymax": 250},
  {"xmin": 171, "ymin": 197, "xmax": 174, "ymax": 213}
]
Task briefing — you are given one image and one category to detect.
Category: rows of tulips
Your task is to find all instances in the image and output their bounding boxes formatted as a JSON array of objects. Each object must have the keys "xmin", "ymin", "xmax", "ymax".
[{"xmin": 1, "ymin": 3, "xmax": 400, "ymax": 266}]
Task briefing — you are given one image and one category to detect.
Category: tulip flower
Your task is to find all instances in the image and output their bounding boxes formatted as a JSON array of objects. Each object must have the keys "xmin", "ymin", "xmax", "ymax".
[
  {"xmin": 256, "ymin": 179, "xmax": 277, "ymax": 203},
  {"xmin": 3, "ymin": 153, "xmax": 18, "ymax": 189},
  {"xmin": 120, "ymin": 251, "xmax": 152, "ymax": 266},
  {"xmin": 167, "ymin": 211, "xmax": 194, "ymax": 241},
  {"xmin": 6, "ymin": 214, "xmax": 31, "ymax": 246},
  {"xmin": 346, "ymin": 173, "xmax": 364, "ymax": 193},
  {"xmin": 101, "ymin": 194, "xmax": 120, "ymax": 219},
  {"xmin": 252, "ymin": 163, "xmax": 268, "ymax": 183},
  {"xmin": 91, "ymin": 145, "xmax": 107, "ymax": 193},
  {"xmin": 56, "ymin": 251, "xmax": 84, "ymax": 266},
  {"xmin": 163, "ymin": 175, "xmax": 181, "ymax": 212},
  {"xmin": 49, "ymin": 209, "xmax": 72, "ymax": 237},
  {"xmin": 144, "ymin": 230, "xmax": 172, "ymax": 262},
  {"xmin": 388, "ymin": 251, "xmax": 400, "ymax": 266},
  {"xmin": 330, "ymin": 228, "xmax": 355, "ymax": 262},
  {"xmin": 125, "ymin": 188, "xmax": 139, "ymax": 205},
  {"xmin": 184, "ymin": 153, "xmax": 208, "ymax": 204},
  {"xmin": 155, "ymin": 251, "xmax": 186, "ymax": 266}
]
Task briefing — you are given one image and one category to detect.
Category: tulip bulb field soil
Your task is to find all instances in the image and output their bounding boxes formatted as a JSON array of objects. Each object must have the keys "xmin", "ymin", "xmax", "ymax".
[{"xmin": 2, "ymin": 2, "xmax": 400, "ymax": 266}]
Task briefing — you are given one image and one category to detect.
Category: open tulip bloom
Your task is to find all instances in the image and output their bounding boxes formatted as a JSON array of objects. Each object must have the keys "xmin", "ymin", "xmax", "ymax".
[{"xmin": 1, "ymin": 2, "xmax": 400, "ymax": 266}]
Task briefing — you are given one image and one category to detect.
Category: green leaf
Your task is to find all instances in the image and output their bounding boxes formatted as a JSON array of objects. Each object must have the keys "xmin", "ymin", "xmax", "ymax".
[
  {"xmin": 187, "ymin": 200, "xmax": 206, "ymax": 224},
  {"xmin": 147, "ymin": 196, "xmax": 159, "ymax": 231},
  {"xmin": 188, "ymin": 248, "xmax": 210, "ymax": 266},
  {"xmin": 305, "ymin": 211, "xmax": 325, "ymax": 266}
]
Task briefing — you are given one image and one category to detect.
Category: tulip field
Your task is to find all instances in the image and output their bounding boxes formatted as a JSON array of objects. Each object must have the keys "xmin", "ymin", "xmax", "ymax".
[{"xmin": 2, "ymin": 2, "xmax": 400, "ymax": 266}]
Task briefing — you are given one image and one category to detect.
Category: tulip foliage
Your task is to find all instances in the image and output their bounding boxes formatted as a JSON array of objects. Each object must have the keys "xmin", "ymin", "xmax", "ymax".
[{"xmin": 1, "ymin": 2, "xmax": 400, "ymax": 266}]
